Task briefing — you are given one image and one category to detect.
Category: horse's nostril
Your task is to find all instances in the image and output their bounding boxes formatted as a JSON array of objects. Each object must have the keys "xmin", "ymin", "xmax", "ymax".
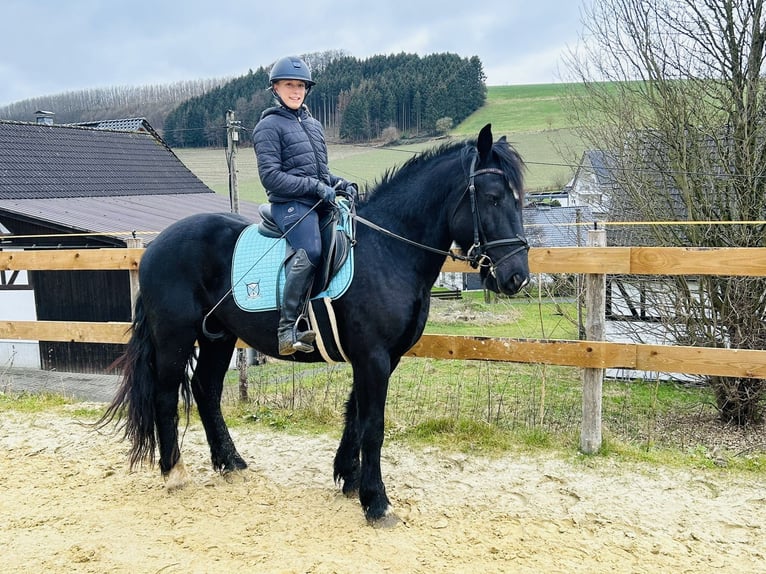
[{"xmin": 506, "ymin": 274, "xmax": 529, "ymax": 294}]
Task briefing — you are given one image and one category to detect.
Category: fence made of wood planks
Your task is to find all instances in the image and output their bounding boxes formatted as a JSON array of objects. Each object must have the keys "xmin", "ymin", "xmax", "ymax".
[{"xmin": 3, "ymin": 244, "xmax": 766, "ymax": 378}]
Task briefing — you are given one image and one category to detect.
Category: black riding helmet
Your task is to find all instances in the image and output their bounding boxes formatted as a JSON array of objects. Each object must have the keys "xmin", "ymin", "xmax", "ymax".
[{"xmin": 269, "ymin": 56, "xmax": 315, "ymax": 95}]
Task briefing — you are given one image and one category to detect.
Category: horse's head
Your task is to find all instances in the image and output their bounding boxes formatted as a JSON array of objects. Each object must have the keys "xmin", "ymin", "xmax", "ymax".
[{"xmin": 450, "ymin": 124, "xmax": 530, "ymax": 296}]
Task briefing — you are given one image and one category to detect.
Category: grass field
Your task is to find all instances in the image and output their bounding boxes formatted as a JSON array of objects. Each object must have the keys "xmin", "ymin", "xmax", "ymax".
[{"xmin": 175, "ymin": 84, "xmax": 588, "ymax": 202}]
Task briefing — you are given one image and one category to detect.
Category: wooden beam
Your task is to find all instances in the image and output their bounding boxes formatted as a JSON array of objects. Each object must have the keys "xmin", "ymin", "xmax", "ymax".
[
  {"xmin": 634, "ymin": 344, "xmax": 766, "ymax": 379},
  {"xmin": 581, "ymin": 228, "xmax": 606, "ymax": 454},
  {"xmin": 0, "ymin": 321, "xmax": 132, "ymax": 343},
  {"xmin": 441, "ymin": 247, "xmax": 634, "ymax": 274},
  {"xmin": 630, "ymin": 247, "xmax": 766, "ymax": 276},
  {"xmin": 0, "ymin": 249, "xmax": 143, "ymax": 271},
  {"xmin": 405, "ymin": 335, "xmax": 636, "ymax": 368},
  {"xmin": 4, "ymin": 321, "xmax": 766, "ymax": 379},
  {"xmin": 4, "ymin": 246, "xmax": 766, "ymax": 276},
  {"xmin": 530, "ymin": 247, "xmax": 632, "ymax": 274}
]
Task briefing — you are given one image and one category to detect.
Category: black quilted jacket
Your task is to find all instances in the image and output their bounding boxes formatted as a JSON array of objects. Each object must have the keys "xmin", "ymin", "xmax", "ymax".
[{"xmin": 252, "ymin": 105, "xmax": 342, "ymax": 206}]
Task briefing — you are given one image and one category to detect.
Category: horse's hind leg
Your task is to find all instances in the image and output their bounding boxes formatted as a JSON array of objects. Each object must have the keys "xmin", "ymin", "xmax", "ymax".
[
  {"xmin": 192, "ymin": 336, "xmax": 247, "ymax": 473},
  {"xmin": 153, "ymin": 335, "xmax": 197, "ymax": 489},
  {"xmin": 334, "ymin": 388, "xmax": 361, "ymax": 495}
]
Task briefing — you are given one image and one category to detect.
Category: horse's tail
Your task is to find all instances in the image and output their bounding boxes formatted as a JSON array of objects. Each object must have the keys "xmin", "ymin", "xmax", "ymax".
[{"xmin": 95, "ymin": 293, "xmax": 161, "ymax": 470}]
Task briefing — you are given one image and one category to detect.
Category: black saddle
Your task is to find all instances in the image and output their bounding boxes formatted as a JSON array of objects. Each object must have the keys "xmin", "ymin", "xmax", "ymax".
[{"xmin": 257, "ymin": 202, "xmax": 354, "ymax": 295}]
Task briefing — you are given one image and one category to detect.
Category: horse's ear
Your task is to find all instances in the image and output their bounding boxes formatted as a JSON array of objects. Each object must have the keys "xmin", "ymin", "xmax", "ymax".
[{"xmin": 477, "ymin": 123, "xmax": 493, "ymax": 162}]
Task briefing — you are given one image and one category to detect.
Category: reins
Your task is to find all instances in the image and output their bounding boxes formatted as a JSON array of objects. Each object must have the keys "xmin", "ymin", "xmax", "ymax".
[{"xmin": 351, "ymin": 213, "xmax": 463, "ymax": 260}]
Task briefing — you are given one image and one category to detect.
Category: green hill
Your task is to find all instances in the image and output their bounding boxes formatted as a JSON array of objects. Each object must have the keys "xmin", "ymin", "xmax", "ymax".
[
  {"xmin": 177, "ymin": 83, "xmax": 588, "ymax": 201},
  {"xmin": 452, "ymin": 84, "xmax": 587, "ymax": 191}
]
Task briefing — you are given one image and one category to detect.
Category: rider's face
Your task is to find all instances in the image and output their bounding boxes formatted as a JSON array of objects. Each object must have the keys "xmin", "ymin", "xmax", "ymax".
[{"xmin": 273, "ymin": 79, "xmax": 307, "ymax": 110}]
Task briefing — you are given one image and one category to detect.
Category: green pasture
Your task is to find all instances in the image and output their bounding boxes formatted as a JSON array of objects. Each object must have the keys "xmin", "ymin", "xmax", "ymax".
[
  {"xmin": 175, "ymin": 84, "xmax": 589, "ymax": 201},
  {"xmin": 451, "ymin": 84, "xmax": 584, "ymax": 135}
]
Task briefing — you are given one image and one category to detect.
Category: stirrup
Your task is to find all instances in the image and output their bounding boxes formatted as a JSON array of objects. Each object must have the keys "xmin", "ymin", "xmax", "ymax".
[
  {"xmin": 292, "ymin": 338, "xmax": 315, "ymax": 353},
  {"xmin": 278, "ymin": 320, "xmax": 316, "ymax": 355},
  {"xmin": 292, "ymin": 318, "xmax": 316, "ymax": 353}
]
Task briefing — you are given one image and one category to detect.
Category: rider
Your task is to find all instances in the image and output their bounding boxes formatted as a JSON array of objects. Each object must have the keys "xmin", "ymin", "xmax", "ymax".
[{"xmin": 253, "ymin": 55, "xmax": 356, "ymax": 356}]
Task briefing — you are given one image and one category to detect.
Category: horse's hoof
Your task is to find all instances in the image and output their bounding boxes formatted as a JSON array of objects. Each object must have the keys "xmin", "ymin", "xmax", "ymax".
[
  {"xmin": 367, "ymin": 509, "xmax": 402, "ymax": 529},
  {"xmin": 222, "ymin": 468, "xmax": 249, "ymax": 484},
  {"xmin": 165, "ymin": 458, "xmax": 191, "ymax": 491}
]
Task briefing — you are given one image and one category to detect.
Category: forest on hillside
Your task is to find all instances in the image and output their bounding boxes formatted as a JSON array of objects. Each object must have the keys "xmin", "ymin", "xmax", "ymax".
[
  {"xmin": 163, "ymin": 51, "xmax": 487, "ymax": 147},
  {"xmin": 0, "ymin": 51, "xmax": 486, "ymax": 147}
]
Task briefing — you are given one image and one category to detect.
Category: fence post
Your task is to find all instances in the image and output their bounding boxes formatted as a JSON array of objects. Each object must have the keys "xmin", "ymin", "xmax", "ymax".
[
  {"xmin": 126, "ymin": 237, "xmax": 143, "ymax": 320},
  {"xmin": 580, "ymin": 226, "xmax": 606, "ymax": 454}
]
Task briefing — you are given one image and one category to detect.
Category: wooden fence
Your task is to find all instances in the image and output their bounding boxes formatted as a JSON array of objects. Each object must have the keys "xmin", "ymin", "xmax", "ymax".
[
  {"xmin": 4, "ymin": 240, "xmax": 766, "ymax": 452},
  {"xmin": 4, "ymin": 244, "xmax": 766, "ymax": 377}
]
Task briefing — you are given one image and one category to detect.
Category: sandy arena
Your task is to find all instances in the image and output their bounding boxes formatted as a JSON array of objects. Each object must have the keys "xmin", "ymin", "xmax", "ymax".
[{"xmin": 1, "ymin": 403, "xmax": 764, "ymax": 573}]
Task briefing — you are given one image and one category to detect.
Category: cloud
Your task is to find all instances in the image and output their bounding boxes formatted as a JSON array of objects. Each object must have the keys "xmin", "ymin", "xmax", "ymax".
[{"xmin": 0, "ymin": 0, "xmax": 583, "ymax": 106}]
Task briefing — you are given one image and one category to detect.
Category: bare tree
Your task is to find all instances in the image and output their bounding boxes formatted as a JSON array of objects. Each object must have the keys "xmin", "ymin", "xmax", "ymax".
[
  {"xmin": 0, "ymin": 78, "xmax": 229, "ymax": 127},
  {"xmin": 565, "ymin": 0, "xmax": 766, "ymax": 424}
]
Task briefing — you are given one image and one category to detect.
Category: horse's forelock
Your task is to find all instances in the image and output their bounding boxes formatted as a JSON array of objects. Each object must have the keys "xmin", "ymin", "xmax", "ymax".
[{"xmin": 493, "ymin": 140, "xmax": 526, "ymax": 200}]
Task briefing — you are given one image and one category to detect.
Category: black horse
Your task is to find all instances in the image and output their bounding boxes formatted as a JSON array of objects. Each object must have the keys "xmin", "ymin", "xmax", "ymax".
[{"xmin": 99, "ymin": 123, "xmax": 529, "ymax": 523}]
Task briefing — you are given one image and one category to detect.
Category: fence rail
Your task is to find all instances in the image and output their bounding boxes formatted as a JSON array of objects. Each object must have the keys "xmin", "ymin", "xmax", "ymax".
[
  {"xmin": 5, "ymin": 245, "xmax": 766, "ymax": 275},
  {"xmin": 6, "ymin": 242, "xmax": 766, "ymax": 454}
]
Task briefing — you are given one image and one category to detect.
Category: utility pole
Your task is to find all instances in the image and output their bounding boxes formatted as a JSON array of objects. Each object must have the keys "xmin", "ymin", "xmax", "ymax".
[
  {"xmin": 226, "ymin": 110, "xmax": 241, "ymax": 213},
  {"xmin": 226, "ymin": 110, "xmax": 249, "ymax": 401}
]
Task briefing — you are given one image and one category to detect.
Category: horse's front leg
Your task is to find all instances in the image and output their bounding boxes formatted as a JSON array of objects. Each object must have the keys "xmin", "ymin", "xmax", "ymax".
[
  {"xmin": 334, "ymin": 388, "xmax": 361, "ymax": 495},
  {"xmin": 352, "ymin": 354, "xmax": 394, "ymax": 523}
]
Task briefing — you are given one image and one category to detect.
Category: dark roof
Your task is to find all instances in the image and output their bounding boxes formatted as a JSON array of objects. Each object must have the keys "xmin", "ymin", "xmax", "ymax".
[
  {"xmin": 580, "ymin": 150, "xmax": 619, "ymax": 186},
  {"xmin": 524, "ymin": 205, "xmax": 596, "ymax": 248},
  {"xmin": 0, "ymin": 193, "xmax": 261, "ymax": 245},
  {"xmin": 0, "ymin": 120, "xmax": 212, "ymax": 199},
  {"xmin": 0, "ymin": 119, "xmax": 261, "ymax": 246}
]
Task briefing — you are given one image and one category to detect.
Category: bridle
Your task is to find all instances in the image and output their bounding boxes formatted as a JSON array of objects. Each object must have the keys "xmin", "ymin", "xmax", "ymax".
[
  {"xmin": 352, "ymin": 151, "xmax": 529, "ymax": 277},
  {"xmin": 459, "ymin": 154, "xmax": 530, "ymax": 276}
]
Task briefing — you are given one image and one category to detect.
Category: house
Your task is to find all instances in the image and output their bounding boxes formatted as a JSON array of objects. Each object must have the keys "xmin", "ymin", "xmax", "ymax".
[
  {"xmin": 567, "ymin": 146, "xmax": 710, "ymax": 381},
  {"xmin": 567, "ymin": 150, "xmax": 619, "ymax": 220},
  {"xmin": 0, "ymin": 118, "xmax": 260, "ymax": 372}
]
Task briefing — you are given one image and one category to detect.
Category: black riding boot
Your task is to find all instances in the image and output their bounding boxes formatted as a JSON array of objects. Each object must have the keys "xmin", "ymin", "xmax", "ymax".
[{"xmin": 278, "ymin": 249, "xmax": 317, "ymax": 356}]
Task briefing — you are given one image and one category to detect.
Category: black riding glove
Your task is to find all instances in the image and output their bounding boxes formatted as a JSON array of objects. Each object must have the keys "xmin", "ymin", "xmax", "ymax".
[{"xmin": 318, "ymin": 184, "xmax": 336, "ymax": 204}]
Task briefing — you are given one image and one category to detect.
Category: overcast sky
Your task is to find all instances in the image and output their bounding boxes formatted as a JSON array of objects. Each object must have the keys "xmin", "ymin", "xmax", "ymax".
[{"xmin": 0, "ymin": 0, "xmax": 585, "ymax": 107}]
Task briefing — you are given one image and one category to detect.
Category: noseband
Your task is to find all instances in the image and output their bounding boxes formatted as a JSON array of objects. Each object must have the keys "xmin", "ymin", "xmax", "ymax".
[{"xmin": 458, "ymin": 155, "xmax": 529, "ymax": 276}]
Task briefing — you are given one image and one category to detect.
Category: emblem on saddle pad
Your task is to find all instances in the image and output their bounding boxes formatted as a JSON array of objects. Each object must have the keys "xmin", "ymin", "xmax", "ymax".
[{"xmin": 246, "ymin": 282, "xmax": 261, "ymax": 299}]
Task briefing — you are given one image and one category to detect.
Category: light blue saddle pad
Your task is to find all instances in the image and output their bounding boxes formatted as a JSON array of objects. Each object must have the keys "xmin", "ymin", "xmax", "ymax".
[{"xmin": 231, "ymin": 213, "xmax": 354, "ymax": 313}]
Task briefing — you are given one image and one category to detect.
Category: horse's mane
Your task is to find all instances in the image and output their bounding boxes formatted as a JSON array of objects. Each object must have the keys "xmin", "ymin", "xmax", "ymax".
[
  {"xmin": 358, "ymin": 136, "xmax": 525, "ymax": 205},
  {"xmin": 364, "ymin": 139, "xmax": 469, "ymax": 202}
]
